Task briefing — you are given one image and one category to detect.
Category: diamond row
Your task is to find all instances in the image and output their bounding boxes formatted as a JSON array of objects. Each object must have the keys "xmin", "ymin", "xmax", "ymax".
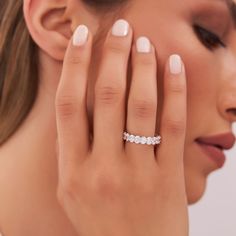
[{"xmin": 123, "ymin": 132, "xmax": 161, "ymax": 145}]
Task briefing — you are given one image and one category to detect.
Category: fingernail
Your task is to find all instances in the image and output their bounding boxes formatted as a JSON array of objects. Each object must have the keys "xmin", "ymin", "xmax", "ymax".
[
  {"xmin": 169, "ymin": 54, "xmax": 182, "ymax": 75},
  {"xmin": 136, "ymin": 36, "xmax": 151, "ymax": 53},
  {"xmin": 73, "ymin": 24, "xmax": 89, "ymax": 46},
  {"xmin": 111, "ymin": 19, "xmax": 129, "ymax": 37}
]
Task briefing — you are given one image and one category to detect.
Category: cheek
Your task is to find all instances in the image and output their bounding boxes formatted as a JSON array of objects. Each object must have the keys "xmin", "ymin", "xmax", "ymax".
[
  {"xmin": 86, "ymin": 18, "xmax": 220, "ymax": 137},
  {"xmin": 152, "ymin": 24, "xmax": 219, "ymax": 114}
]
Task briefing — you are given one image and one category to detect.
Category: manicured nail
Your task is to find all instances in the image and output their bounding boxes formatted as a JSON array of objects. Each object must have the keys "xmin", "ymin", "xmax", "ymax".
[
  {"xmin": 136, "ymin": 36, "xmax": 151, "ymax": 53},
  {"xmin": 111, "ymin": 19, "xmax": 129, "ymax": 37},
  {"xmin": 73, "ymin": 24, "xmax": 89, "ymax": 46},
  {"xmin": 169, "ymin": 54, "xmax": 182, "ymax": 75}
]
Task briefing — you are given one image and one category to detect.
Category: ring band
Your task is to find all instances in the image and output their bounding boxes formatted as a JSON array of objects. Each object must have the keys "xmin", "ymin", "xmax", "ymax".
[{"xmin": 123, "ymin": 132, "xmax": 161, "ymax": 145}]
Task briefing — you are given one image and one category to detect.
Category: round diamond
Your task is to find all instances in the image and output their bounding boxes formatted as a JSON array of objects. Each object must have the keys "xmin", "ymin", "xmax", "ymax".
[
  {"xmin": 129, "ymin": 135, "xmax": 135, "ymax": 142},
  {"xmin": 151, "ymin": 138, "xmax": 156, "ymax": 145},
  {"xmin": 146, "ymin": 137, "xmax": 152, "ymax": 145},
  {"xmin": 156, "ymin": 138, "xmax": 161, "ymax": 144},
  {"xmin": 153, "ymin": 137, "xmax": 157, "ymax": 144},
  {"xmin": 156, "ymin": 136, "xmax": 161, "ymax": 144},
  {"xmin": 140, "ymin": 136, "xmax": 147, "ymax": 144},
  {"xmin": 134, "ymin": 136, "xmax": 141, "ymax": 144}
]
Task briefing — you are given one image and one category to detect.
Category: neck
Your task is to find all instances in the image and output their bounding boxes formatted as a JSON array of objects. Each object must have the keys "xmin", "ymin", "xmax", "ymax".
[{"xmin": 38, "ymin": 50, "xmax": 63, "ymax": 100}]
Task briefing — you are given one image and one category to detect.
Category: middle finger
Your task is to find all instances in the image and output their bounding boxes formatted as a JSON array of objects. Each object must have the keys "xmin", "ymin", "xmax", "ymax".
[{"xmin": 93, "ymin": 19, "xmax": 133, "ymax": 155}]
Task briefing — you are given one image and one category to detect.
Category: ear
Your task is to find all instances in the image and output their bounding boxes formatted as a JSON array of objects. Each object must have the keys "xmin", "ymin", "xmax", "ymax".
[{"xmin": 23, "ymin": 0, "xmax": 73, "ymax": 61}]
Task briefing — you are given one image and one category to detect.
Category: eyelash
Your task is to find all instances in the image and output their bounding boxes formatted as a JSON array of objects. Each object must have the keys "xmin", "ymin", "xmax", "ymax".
[{"xmin": 193, "ymin": 24, "xmax": 226, "ymax": 51}]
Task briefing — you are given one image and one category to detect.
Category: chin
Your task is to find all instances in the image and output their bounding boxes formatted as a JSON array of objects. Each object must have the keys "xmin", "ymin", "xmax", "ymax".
[{"xmin": 185, "ymin": 169, "xmax": 208, "ymax": 205}]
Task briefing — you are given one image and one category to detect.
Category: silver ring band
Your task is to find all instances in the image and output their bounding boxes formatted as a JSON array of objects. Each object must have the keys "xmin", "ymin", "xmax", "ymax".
[{"xmin": 123, "ymin": 132, "xmax": 161, "ymax": 145}]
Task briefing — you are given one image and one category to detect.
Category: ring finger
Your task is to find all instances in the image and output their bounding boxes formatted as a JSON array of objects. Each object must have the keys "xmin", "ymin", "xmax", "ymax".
[{"xmin": 125, "ymin": 37, "xmax": 158, "ymax": 160}]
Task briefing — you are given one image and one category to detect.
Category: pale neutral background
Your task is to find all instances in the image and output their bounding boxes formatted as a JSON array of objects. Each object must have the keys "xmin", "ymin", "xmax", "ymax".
[{"xmin": 189, "ymin": 123, "xmax": 236, "ymax": 235}]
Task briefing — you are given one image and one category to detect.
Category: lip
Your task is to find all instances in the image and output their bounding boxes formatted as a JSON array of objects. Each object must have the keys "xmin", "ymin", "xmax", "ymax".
[
  {"xmin": 196, "ymin": 132, "xmax": 236, "ymax": 168},
  {"xmin": 196, "ymin": 132, "xmax": 235, "ymax": 150},
  {"xmin": 196, "ymin": 142, "xmax": 226, "ymax": 168}
]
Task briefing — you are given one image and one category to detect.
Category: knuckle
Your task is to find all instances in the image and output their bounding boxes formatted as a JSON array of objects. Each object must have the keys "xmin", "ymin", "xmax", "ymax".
[
  {"xmin": 169, "ymin": 81, "xmax": 185, "ymax": 94},
  {"xmin": 142, "ymin": 182, "xmax": 157, "ymax": 197},
  {"xmin": 93, "ymin": 170, "xmax": 123, "ymax": 200},
  {"xmin": 133, "ymin": 171, "xmax": 158, "ymax": 196},
  {"xmin": 130, "ymin": 99, "xmax": 157, "ymax": 119},
  {"xmin": 56, "ymin": 186, "xmax": 65, "ymax": 206},
  {"xmin": 135, "ymin": 55, "xmax": 156, "ymax": 67},
  {"xmin": 59, "ymin": 172, "xmax": 80, "ymax": 201},
  {"xmin": 67, "ymin": 55, "xmax": 87, "ymax": 66},
  {"xmin": 136, "ymin": 180, "xmax": 157, "ymax": 197},
  {"xmin": 95, "ymin": 84, "xmax": 123, "ymax": 105},
  {"xmin": 163, "ymin": 118, "xmax": 186, "ymax": 135},
  {"xmin": 105, "ymin": 40, "xmax": 128, "ymax": 55},
  {"xmin": 56, "ymin": 95, "xmax": 79, "ymax": 118}
]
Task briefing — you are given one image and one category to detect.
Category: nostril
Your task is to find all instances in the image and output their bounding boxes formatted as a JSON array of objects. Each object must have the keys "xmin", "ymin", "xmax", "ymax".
[{"xmin": 226, "ymin": 108, "xmax": 236, "ymax": 116}]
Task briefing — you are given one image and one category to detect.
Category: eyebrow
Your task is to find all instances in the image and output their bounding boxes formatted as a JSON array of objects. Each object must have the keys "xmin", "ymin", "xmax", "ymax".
[{"xmin": 222, "ymin": 0, "xmax": 236, "ymax": 27}]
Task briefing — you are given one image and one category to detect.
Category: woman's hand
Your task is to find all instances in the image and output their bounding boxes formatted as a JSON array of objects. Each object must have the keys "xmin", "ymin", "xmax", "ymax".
[{"xmin": 55, "ymin": 19, "xmax": 189, "ymax": 236}]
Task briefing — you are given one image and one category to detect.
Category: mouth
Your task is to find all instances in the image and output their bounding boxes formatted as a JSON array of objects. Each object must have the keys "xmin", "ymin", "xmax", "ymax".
[
  {"xmin": 195, "ymin": 132, "xmax": 236, "ymax": 168},
  {"xmin": 196, "ymin": 141, "xmax": 226, "ymax": 168}
]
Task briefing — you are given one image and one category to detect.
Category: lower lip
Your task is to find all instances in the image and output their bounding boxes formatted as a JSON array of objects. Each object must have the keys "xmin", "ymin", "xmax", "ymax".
[{"xmin": 196, "ymin": 142, "xmax": 226, "ymax": 168}]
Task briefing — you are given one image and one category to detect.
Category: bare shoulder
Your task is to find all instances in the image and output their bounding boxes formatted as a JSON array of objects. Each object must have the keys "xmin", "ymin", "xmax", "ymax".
[
  {"xmin": 0, "ymin": 143, "xmax": 17, "ymax": 236},
  {"xmin": 0, "ymin": 125, "xmax": 78, "ymax": 235}
]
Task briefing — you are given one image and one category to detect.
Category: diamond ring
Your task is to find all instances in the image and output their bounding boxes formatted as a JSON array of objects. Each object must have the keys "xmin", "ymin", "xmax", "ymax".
[{"xmin": 123, "ymin": 132, "xmax": 161, "ymax": 145}]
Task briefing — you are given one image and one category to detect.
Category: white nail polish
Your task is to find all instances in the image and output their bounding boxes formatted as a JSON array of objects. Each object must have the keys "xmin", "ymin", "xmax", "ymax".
[
  {"xmin": 169, "ymin": 54, "xmax": 182, "ymax": 75},
  {"xmin": 111, "ymin": 19, "xmax": 129, "ymax": 37},
  {"xmin": 136, "ymin": 36, "xmax": 151, "ymax": 53},
  {"xmin": 73, "ymin": 25, "xmax": 89, "ymax": 46}
]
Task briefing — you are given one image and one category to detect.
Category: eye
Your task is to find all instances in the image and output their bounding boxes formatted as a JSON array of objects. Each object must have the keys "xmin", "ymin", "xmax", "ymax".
[{"xmin": 193, "ymin": 24, "xmax": 226, "ymax": 51}]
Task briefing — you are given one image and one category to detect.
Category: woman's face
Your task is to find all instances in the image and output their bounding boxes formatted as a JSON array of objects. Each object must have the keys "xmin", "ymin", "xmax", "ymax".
[{"xmin": 85, "ymin": 0, "xmax": 236, "ymax": 204}]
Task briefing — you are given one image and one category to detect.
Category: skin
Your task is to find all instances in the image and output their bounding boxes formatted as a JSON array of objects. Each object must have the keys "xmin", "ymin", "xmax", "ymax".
[
  {"xmin": 54, "ymin": 20, "xmax": 189, "ymax": 235},
  {"xmin": 0, "ymin": 0, "xmax": 236, "ymax": 234}
]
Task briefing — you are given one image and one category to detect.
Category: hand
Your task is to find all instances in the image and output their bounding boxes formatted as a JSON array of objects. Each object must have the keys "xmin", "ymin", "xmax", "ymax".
[{"xmin": 55, "ymin": 19, "xmax": 189, "ymax": 236}]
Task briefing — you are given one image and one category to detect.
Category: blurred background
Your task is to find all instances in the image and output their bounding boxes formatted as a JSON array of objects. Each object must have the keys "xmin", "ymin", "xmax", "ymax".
[{"xmin": 189, "ymin": 123, "xmax": 236, "ymax": 235}]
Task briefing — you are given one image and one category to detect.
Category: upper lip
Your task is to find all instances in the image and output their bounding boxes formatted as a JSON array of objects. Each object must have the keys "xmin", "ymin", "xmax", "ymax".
[{"xmin": 196, "ymin": 132, "xmax": 236, "ymax": 150}]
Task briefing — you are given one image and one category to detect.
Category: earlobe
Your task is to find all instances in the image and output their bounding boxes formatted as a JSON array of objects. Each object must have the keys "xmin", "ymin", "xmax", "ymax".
[{"xmin": 23, "ymin": 0, "xmax": 72, "ymax": 61}]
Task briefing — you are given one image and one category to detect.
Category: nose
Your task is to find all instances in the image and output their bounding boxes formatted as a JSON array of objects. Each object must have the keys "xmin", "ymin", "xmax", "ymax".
[
  {"xmin": 225, "ymin": 108, "xmax": 236, "ymax": 122},
  {"xmin": 218, "ymin": 50, "xmax": 236, "ymax": 123},
  {"xmin": 218, "ymin": 88, "xmax": 236, "ymax": 123}
]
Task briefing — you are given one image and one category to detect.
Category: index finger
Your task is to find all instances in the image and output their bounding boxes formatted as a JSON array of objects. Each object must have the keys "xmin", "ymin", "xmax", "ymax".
[{"xmin": 55, "ymin": 25, "xmax": 92, "ymax": 174}]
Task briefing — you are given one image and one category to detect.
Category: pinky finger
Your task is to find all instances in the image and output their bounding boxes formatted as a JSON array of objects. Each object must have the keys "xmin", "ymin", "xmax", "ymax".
[{"xmin": 156, "ymin": 54, "xmax": 187, "ymax": 171}]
